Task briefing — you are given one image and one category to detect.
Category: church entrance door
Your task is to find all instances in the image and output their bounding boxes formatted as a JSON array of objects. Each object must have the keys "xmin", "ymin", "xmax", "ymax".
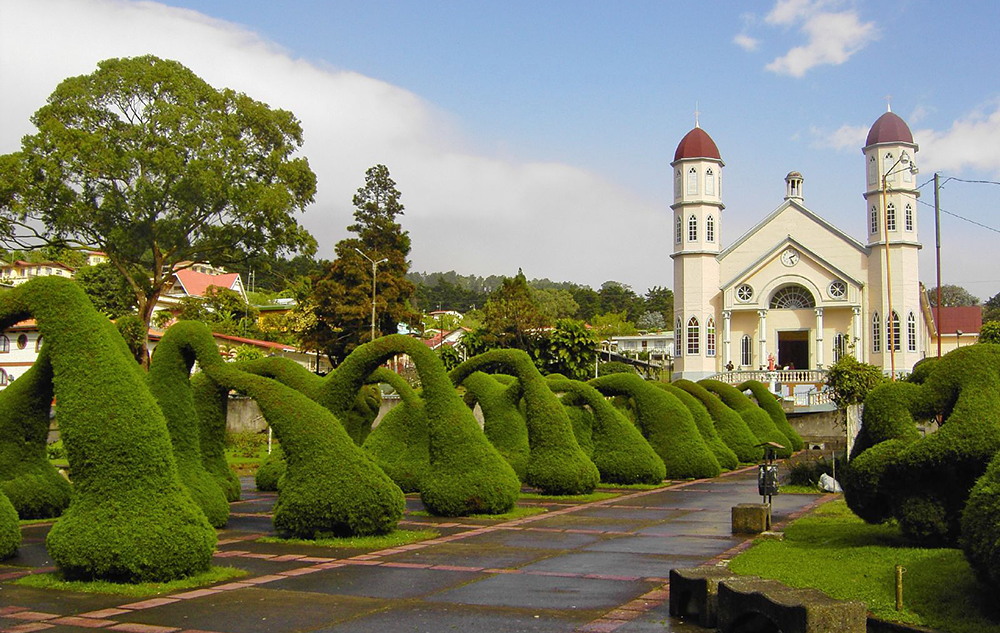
[{"xmin": 777, "ymin": 330, "xmax": 809, "ymax": 369}]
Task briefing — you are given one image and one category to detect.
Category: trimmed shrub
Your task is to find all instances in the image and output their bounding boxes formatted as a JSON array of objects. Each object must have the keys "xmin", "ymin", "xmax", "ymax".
[
  {"xmin": 848, "ymin": 381, "xmax": 922, "ymax": 459},
  {"xmin": 147, "ymin": 321, "xmax": 231, "ymax": 528},
  {"xmin": 362, "ymin": 367, "xmax": 429, "ymax": 492},
  {"xmin": 0, "ymin": 489, "xmax": 19, "ymax": 560},
  {"xmin": 457, "ymin": 371, "xmax": 530, "ymax": 480},
  {"xmin": 452, "ymin": 349, "xmax": 599, "ymax": 495},
  {"xmin": 738, "ymin": 380, "xmax": 803, "ymax": 451},
  {"xmin": 655, "ymin": 382, "xmax": 738, "ymax": 470},
  {"xmin": 674, "ymin": 380, "xmax": 762, "ymax": 463},
  {"xmin": 597, "ymin": 361, "xmax": 636, "ymax": 375},
  {"xmin": 255, "ymin": 444, "xmax": 286, "ymax": 492},
  {"xmin": 842, "ymin": 438, "xmax": 910, "ymax": 524},
  {"xmin": 590, "ymin": 374, "xmax": 720, "ymax": 479},
  {"xmin": 699, "ymin": 379, "xmax": 792, "ymax": 458},
  {"xmin": 961, "ymin": 451, "xmax": 1000, "ymax": 587},
  {"xmin": 548, "ymin": 376, "xmax": 665, "ymax": 484},
  {"xmin": 0, "ymin": 277, "xmax": 215, "ymax": 582},
  {"xmin": 191, "ymin": 372, "xmax": 241, "ymax": 501},
  {"xmin": 563, "ymin": 401, "xmax": 595, "ymax": 458},
  {"xmin": 0, "ymin": 345, "xmax": 72, "ymax": 519}
]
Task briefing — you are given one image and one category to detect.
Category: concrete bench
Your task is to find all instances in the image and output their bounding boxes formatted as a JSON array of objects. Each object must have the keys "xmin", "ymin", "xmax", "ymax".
[
  {"xmin": 732, "ymin": 503, "xmax": 771, "ymax": 534},
  {"xmin": 669, "ymin": 566, "xmax": 742, "ymax": 628},
  {"xmin": 717, "ymin": 576, "xmax": 867, "ymax": 633}
]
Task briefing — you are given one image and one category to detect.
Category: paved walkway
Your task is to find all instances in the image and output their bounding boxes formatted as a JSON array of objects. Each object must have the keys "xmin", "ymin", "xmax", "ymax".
[{"xmin": 1, "ymin": 467, "xmax": 830, "ymax": 633}]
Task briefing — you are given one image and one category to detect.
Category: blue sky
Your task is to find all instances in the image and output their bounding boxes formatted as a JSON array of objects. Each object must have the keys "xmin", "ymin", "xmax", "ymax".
[{"xmin": 3, "ymin": 0, "xmax": 1000, "ymax": 300}]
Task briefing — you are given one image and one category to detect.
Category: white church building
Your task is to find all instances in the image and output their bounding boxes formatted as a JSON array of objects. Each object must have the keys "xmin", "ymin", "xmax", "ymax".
[{"xmin": 671, "ymin": 109, "xmax": 930, "ymax": 381}]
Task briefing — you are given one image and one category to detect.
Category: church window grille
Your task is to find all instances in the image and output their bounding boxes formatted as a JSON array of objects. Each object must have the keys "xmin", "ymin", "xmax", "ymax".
[
  {"xmin": 887, "ymin": 203, "xmax": 896, "ymax": 232},
  {"xmin": 834, "ymin": 333, "xmax": 846, "ymax": 362},
  {"xmin": 868, "ymin": 155, "xmax": 877, "ymax": 185},
  {"xmin": 829, "ymin": 281, "xmax": 847, "ymax": 299},
  {"xmin": 705, "ymin": 168, "xmax": 715, "ymax": 196},
  {"xmin": 688, "ymin": 214, "xmax": 698, "ymax": 242},
  {"xmin": 675, "ymin": 214, "xmax": 682, "ymax": 244},
  {"xmin": 871, "ymin": 206, "xmax": 878, "ymax": 235},
  {"xmin": 884, "ymin": 152, "xmax": 896, "ymax": 182},
  {"xmin": 687, "ymin": 317, "xmax": 700, "ymax": 355},
  {"xmin": 706, "ymin": 215, "xmax": 715, "ymax": 243},
  {"xmin": 740, "ymin": 335, "xmax": 752, "ymax": 367},
  {"xmin": 675, "ymin": 169, "xmax": 681, "ymax": 198},
  {"xmin": 902, "ymin": 152, "xmax": 913, "ymax": 183},
  {"xmin": 905, "ymin": 204, "xmax": 913, "ymax": 232},
  {"xmin": 769, "ymin": 285, "xmax": 816, "ymax": 309},
  {"xmin": 888, "ymin": 311, "xmax": 901, "ymax": 352},
  {"xmin": 907, "ymin": 312, "xmax": 917, "ymax": 352},
  {"xmin": 706, "ymin": 318, "xmax": 716, "ymax": 357},
  {"xmin": 736, "ymin": 284, "xmax": 754, "ymax": 303},
  {"xmin": 687, "ymin": 168, "xmax": 698, "ymax": 195},
  {"xmin": 872, "ymin": 312, "xmax": 881, "ymax": 352}
]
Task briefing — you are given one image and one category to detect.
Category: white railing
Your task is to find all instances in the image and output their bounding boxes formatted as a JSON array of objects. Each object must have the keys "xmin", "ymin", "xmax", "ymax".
[
  {"xmin": 793, "ymin": 390, "xmax": 834, "ymax": 407},
  {"xmin": 710, "ymin": 369, "xmax": 827, "ymax": 386}
]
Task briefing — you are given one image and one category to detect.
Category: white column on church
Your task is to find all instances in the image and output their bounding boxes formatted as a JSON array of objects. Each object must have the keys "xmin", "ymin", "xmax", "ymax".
[
  {"xmin": 757, "ymin": 309, "xmax": 768, "ymax": 368},
  {"xmin": 814, "ymin": 308, "xmax": 824, "ymax": 369},
  {"xmin": 852, "ymin": 307, "xmax": 862, "ymax": 359},
  {"xmin": 722, "ymin": 310, "xmax": 732, "ymax": 367}
]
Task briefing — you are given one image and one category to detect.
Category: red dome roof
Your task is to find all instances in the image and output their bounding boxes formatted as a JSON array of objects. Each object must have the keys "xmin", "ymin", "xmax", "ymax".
[
  {"xmin": 674, "ymin": 127, "xmax": 721, "ymax": 161},
  {"xmin": 866, "ymin": 111, "xmax": 913, "ymax": 146}
]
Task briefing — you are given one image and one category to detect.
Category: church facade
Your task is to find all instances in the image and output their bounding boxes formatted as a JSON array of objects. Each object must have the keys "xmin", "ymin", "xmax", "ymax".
[{"xmin": 671, "ymin": 109, "xmax": 929, "ymax": 381}]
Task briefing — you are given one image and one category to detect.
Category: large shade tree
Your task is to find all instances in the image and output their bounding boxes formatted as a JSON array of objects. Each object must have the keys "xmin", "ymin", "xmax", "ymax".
[{"xmin": 0, "ymin": 56, "xmax": 317, "ymax": 362}]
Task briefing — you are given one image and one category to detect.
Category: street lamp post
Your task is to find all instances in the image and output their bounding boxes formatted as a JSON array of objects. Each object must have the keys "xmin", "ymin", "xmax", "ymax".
[
  {"xmin": 355, "ymin": 248, "xmax": 388, "ymax": 342},
  {"xmin": 880, "ymin": 154, "xmax": 919, "ymax": 381}
]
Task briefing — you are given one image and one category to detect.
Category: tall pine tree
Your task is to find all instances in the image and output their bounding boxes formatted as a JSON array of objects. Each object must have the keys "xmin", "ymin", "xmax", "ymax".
[{"xmin": 311, "ymin": 165, "xmax": 418, "ymax": 363}]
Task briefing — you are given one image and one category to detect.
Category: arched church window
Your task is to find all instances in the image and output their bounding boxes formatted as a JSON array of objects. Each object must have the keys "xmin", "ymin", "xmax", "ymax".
[
  {"xmin": 687, "ymin": 317, "xmax": 700, "ymax": 355},
  {"xmin": 675, "ymin": 318, "xmax": 682, "ymax": 354},
  {"xmin": 887, "ymin": 203, "xmax": 896, "ymax": 232},
  {"xmin": 736, "ymin": 284, "xmax": 754, "ymax": 303},
  {"xmin": 0, "ymin": 335, "xmax": 8, "ymax": 353},
  {"xmin": 884, "ymin": 152, "xmax": 895, "ymax": 182},
  {"xmin": 705, "ymin": 168, "xmax": 715, "ymax": 196},
  {"xmin": 871, "ymin": 206, "xmax": 878, "ymax": 235},
  {"xmin": 769, "ymin": 285, "xmax": 816, "ymax": 309},
  {"xmin": 833, "ymin": 333, "xmax": 846, "ymax": 362},
  {"xmin": 687, "ymin": 168, "xmax": 698, "ymax": 195},
  {"xmin": 688, "ymin": 214, "xmax": 698, "ymax": 242},
  {"xmin": 706, "ymin": 317, "xmax": 716, "ymax": 357},
  {"xmin": 888, "ymin": 311, "xmax": 901, "ymax": 352},
  {"xmin": 675, "ymin": 214, "xmax": 682, "ymax": 244},
  {"xmin": 741, "ymin": 335, "xmax": 752, "ymax": 367},
  {"xmin": 902, "ymin": 152, "xmax": 913, "ymax": 182},
  {"xmin": 907, "ymin": 312, "xmax": 917, "ymax": 352},
  {"xmin": 872, "ymin": 312, "xmax": 881, "ymax": 352},
  {"xmin": 829, "ymin": 281, "xmax": 847, "ymax": 299},
  {"xmin": 706, "ymin": 215, "xmax": 715, "ymax": 243},
  {"xmin": 868, "ymin": 155, "xmax": 877, "ymax": 185},
  {"xmin": 675, "ymin": 169, "xmax": 681, "ymax": 198},
  {"xmin": 905, "ymin": 204, "xmax": 913, "ymax": 232}
]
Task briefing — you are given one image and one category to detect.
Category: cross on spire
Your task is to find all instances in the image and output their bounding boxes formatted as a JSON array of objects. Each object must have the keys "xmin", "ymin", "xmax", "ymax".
[
  {"xmin": 695, "ymin": 102, "xmax": 700, "ymax": 128},
  {"xmin": 885, "ymin": 94, "xmax": 892, "ymax": 112}
]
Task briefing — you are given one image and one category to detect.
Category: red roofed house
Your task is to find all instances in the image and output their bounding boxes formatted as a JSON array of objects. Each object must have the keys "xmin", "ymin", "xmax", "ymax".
[
  {"xmin": 0, "ymin": 261, "xmax": 75, "ymax": 286},
  {"xmin": 930, "ymin": 305, "xmax": 982, "ymax": 354}
]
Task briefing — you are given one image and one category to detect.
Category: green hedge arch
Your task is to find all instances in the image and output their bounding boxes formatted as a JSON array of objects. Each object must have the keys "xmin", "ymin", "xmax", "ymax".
[
  {"xmin": 673, "ymin": 380, "xmax": 762, "ymax": 463},
  {"xmin": 589, "ymin": 374, "xmax": 720, "ymax": 479},
  {"xmin": 362, "ymin": 367, "xmax": 430, "ymax": 492},
  {"xmin": 147, "ymin": 322, "xmax": 231, "ymax": 528},
  {"xmin": 0, "ymin": 277, "xmax": 215, "ymax": 582},
  {"xmin": 699, "ymin": 380, "xmax": 792, "ymax": 458},
  {"xmin": 654, "ymin": 382, "xmax": 738, "ymax": 470},
  {"xmin": 0, "ymin": 489, "xmax": 19, "ymax": 560},
  {"xmin": 0, "ymin": 345, "xmax": 72, "ymax": 519},
  {"xmin": 961, "ymin": 450, "xmax": 1000, "ymax": 588},
  {"xmin": 847, "ymin": 381, "xmax": 923, "ymax": 460},
  {"xmin": 190, "ymin": 371, "xmax": 241, "ymax": 501},
  {"xmin": 547, "ymin": 376, "xmax": 666, "ymax": 484},
  {"xmin": 737, "ymin": 380, "xmax": 803, "ymax": 451},
  {"xmin": 457, "ymin": 371, "xmax": 530, "ymax": 480},
  {"xmin": 451, "ymin": 349, "xmax": 599, "ymax": 495}
]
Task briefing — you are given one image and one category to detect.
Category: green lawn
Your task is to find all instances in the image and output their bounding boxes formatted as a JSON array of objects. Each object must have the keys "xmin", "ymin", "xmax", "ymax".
[
  {"xmin": 410, "ymin": 505, "xmax": 547, "ymax": 521},
  {"xmin": 259, "ymin": 529, "xmax": 439, "ymax": 549},
  {"xmin": 518, "ymin": 491, "xmax": 619, "ymax": 503},
  {"xmin": 597, "ymin": 481, "xmax": 674, "ymax": 491},
  {"xmin": 728, "ymin": 499, "xmax": 1000, "ymax": 633},
  {"xmin": 16, "ymin": 566, "xmax": 247, "ymax": 598}
]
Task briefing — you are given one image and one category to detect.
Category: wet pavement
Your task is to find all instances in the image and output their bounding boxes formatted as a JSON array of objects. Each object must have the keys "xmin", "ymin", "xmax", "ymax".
[{"xmin": 0, "ymin": 466, "xmax": 830, "ymax": 633}]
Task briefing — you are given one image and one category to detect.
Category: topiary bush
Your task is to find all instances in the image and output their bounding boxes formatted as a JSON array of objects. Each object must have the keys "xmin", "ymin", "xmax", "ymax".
[
  {"xmin": 563, "ymin": 400, "xmax": 595, "ymax": 458},
  {"xmin": 699, "ymin": 379, "xmax": 792, "ymax": 458},
  {"xmin": 0, "ymin": 489, "xmax": 20, "ymax": 560},
  {"xmin": 191, "ymin": 372, "xmax": 241, "ymax": 501},
  {"xmin": 457, "ymin": 371, "xmax": 530, "ymax": 480},
  {"xmin": 738, "ymin": 380, "xmax": 803, "ymax": 451},
  {"xmin": 848, "ymin": 381, "xmax": 922, "ymax": 460},
  {"xmin": 254, "ymin": 444, "xmax": 286, "ymax": 492},
  {"xmin": 0, "ymin": 345, "xmax": 72, "ymax": 519},
  {"xmin": 961, "ymin": 450, "xmax": 1000, "ymax": 588},
  {"xmin": 548, "ymin": 376, "xmax": 665, "ymax": 484},
  {"xmin": 362, "ymin": 367, "xmax": 429, "ymax": 492},
  {"xmin": 841, "ymin": 438, "xmax": 911, "ymax": 524},
  {"xmin": 0, "ymin": 277, "xmax": 216, "ymax": 582},
  {"xmin": 452, "ymin": 349, "xmax": 599, "ymax": 495},
  {"xmin": 147, "ymin": 321, "xmax": 231, "ymax": 528},
  {"xmin": 674, "ymin": 380, "xmax": 762, "ymax": 463},
  {"xmin": 590, "ymin": 373, "xmax": 720, "ymax": 479},
  {"xmin": 654, "ymin": 382, "xmax": 738, "ymax": 470}
]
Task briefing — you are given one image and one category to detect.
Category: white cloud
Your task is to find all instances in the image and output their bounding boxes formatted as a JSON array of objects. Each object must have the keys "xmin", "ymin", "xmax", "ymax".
[
  {"xmin": 915, "ymin": 104, "xmax": 1000, "ymax": 176},
  {"xmin": 810, "ymin": 124, "xmax": 868, "ymax": 151},
  {"xmin": 0, "ymin": 0, "xmax": 665, "ymax": 291},
  {"xmin": 733, "ymin": 34, "xmax": 761, "ymax": 52},
  {"xmin": 765, "ymin": 0, "xmax": 821, "ymax": 26},
  {"xmin": 908, "ymin": 104, "xmax": 932, "ymax": 125},
  {"xmin": 765, "ymin": 10, "xmax": 878, "ymax": 77}
]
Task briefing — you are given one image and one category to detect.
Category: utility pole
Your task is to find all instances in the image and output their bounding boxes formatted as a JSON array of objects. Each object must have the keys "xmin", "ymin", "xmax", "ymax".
[
  {"xmin": 355, "ymin": 248, "xmax": 388, "ymax": 342},
  {"xmin": 934, "ymin": 172, "xmax": 942, "ymax": 359}
]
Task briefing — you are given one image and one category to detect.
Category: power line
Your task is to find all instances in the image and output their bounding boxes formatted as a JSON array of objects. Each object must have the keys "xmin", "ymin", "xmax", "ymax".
[
  {"xmin": 917, "ymin": 198, "xmax": 1000, "ymax": 234},
  {"xmin": 946, "ymin": 177, "xmax": 1000, "ymax": 187}
]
